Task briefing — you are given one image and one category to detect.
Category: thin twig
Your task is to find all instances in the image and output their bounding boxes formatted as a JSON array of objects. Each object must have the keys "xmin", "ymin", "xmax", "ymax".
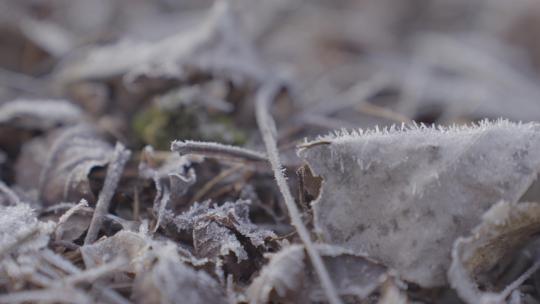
[
  {"xmin": 133, "ymin": 186, "xmax": 140, "ymax": 221},
  {"xmin": 84, "ymin": 143, "xmax": 131, "ymax": 244},
  {"xmin": 41, "ymin": 250, "xmax": 131, "ymax": 304},
  {"xmin": 59, "ymin": 258, "xmax": 126, "ymax": 286},
  {"xmin": 255, "ymin": 81, "xmax": 343, "ymax": 304},
  {"xmin": 0, "ymin": 180, "xmax": 20, "ymax": 205},
  {"xmin": 171, "ymin": 140, "xmax": 268, "ymax": 164},
  {"xmin": 55, "ymin": 199, "xmax": 88, "ymax": 242}
]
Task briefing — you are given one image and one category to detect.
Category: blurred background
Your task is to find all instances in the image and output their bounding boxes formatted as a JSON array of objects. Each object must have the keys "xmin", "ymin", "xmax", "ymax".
[{"xmin": 2, "ymin": 0, "xmax": 540, "ymax": 149}]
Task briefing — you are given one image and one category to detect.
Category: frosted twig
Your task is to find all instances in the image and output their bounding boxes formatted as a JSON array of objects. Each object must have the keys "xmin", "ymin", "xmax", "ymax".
[
  {"xmin": 255, "ymin": 81, "xmax": 342, "ymax": 304},
  {"xmin": 84, "ymin": 143, "xmax": 131, "ymax": 244},
  {"xmin": 483, "ymin": 261, "xmax": 540, "ymax": 304},
  {"xmin": 41, "ymin": 250, "xmax": 130, "ymax": 304},
  {"xmin": 171, "ymin": 140, "xmax": 267, "ymax": 164},
  {"xmin": 0, "ymin": 180, "xmax": 20, "ymax": 205},
  {"xmin": 152, "ymin": 180, "xmax": 170, "ymax": 233},
  {"xmin": 59, "ymin": 258, "xmax": 126, "ymax": 286},
  {"xmin": 41, "ymin": 249, "xmax": 81, "ymax": 274},
  {"xmin": 55, "ymin": 199, "xmax": 88, "ymax": 242}
]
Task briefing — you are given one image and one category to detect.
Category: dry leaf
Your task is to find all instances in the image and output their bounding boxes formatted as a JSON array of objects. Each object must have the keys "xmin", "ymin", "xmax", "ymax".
[
  {"xmin": 449, "ymin": 201, "xmax": 540, "ymax": 304},
  {"xmin": 247, "ymin": 244, "xmax": 387, "ymax": 304},
  {"xmin": 377, "ymin": 278, "xmax": 408, "ymax": 304},
  {"xmin": 139, "ymin": 146, "xmax": 196, "ymax": 231},
  {"xmin": 0, "ymin": 203, "xmax": 54, "ymax": 257},
  {"xmin": 38, "ymin": 125, "xmax": 114, "ymax": 206},
  {"xmin": 133, "ymin": 244, "xmax": 226, "ymax": 304},
  {"xmin": 298, "ymin": 120, "xmax": 540, "ymax": 287},
  {"xmin": 55, "ymin": 1, "xmax": 265, "ymax": 87},
  {"xmin": 247, "ymin": 244, "xmax": 305, "ymax": 303},
  {"xmin": 0, "ymin": 99, "xmax": 82, "ymax": 130}
]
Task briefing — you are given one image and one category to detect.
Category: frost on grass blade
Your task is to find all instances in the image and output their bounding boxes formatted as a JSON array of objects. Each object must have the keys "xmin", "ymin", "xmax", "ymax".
[
  {"xmin": 298, "ymin": 120, "xmax": 540, "ymax": 287},
  {"xmin": 247, "ymin": 244, "xmax": 387, "ymax": 304},
  {"xmin": 38, "ymin": 125, "xmax": 114, "ymax": 206},
  {"xmin": 449, "ymin": 201, "xmax": 540, "ymax": 304}
]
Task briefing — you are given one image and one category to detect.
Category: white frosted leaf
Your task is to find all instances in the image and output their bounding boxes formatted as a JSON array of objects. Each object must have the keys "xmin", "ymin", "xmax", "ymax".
[
  {"xmin": 0, "ymin": 99, "xmax": 82, "ymax": 130},
  {"xmin": 377, "ymin": 278, "xmax": 408, "ymax": 304},
  {"xmin": 80, "ymin": 231, "xmax": 147, "ymax": 271},
  {"xmin": 139, "ymin": 147, "xmax": 196, "ymax": 232},
  {"xmin": 449, "ymin": 201, "xmax": 540, "ymax": 304},
  {"xmin": 133, "ymin": 244, "xmax": 226, "ymax": 304},
  {"xmin": 55, "ymin": 1, "xmax": 265, "ymax": 86},
  {"xmin": 298, "ymin": 120, "xmax": 540, "ymax": 287},
  {"xmin": 0, "ymin": 204, "xmax": 54, "ymax": 256},
  {"xmin": 247, "ymin": 244, "xmax": 306, "ymax": 304}
]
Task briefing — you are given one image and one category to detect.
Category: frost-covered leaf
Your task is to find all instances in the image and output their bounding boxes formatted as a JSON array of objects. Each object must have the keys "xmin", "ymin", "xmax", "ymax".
[
  {"xmin": 14, "ymin": 136, "xmax": 49, "ymax": 191},
  {"xmin": 39, "ymin": 125, "xmax": 114, "ymax": 206},
  {"xmin": 172, "ymin": 200, "xmax": 275, "ymax": 261},
  {"xmin": 298, "ymin": 120, "xmax": 540, "ymax": 287},
  {"xmin": 247, "ymin": 244, "xmax": 305, "ymax": 303},
  {"xmin": 0, "ymin": 99, "xmax": 82, "ymax": 130},
  {"xmin": 0, "ymin": 203, "xmax": 54, "ymax": 257},
  {"xmin": 84, "ymin": 142, "xmax": 131, "ymax": 245},
  {"xmin": 377, "ymin": 278, "xmax": 408, "ymax": 304},
  {"xmin": 133, "ymin": 244, "xmax": 226, "ymax": 304},
  {"xmin": 247, "ymin": 244, "xmax": 387, "ymax": 304},
  {"xmin": 139, "ymin": 146, "xmax": 196, "ymax": 231},
  {"xmin": 55, "ymin": 1, "xmax": 266, "ymax": 87},
  {"xmin": 81, "ymin": 230, "xmax": 147, "ymax": 271},
  {"xmin": 449, "ymin": 201, "xmax": 540, "ymax": 304}
]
